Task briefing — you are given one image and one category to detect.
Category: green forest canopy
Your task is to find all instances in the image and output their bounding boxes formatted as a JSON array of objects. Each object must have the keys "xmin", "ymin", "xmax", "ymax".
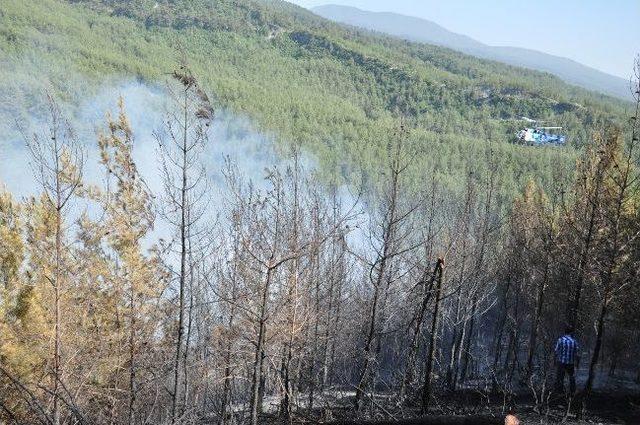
[{"xmin": 0, "ymin": 0, "xmax": 634, "ymax": 200}]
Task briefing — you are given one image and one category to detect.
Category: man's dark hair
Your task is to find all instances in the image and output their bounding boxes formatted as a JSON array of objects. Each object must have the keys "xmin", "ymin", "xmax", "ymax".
[{"xmin": 565, "ymin": 326, "xmax": 575, "ymax": 335}]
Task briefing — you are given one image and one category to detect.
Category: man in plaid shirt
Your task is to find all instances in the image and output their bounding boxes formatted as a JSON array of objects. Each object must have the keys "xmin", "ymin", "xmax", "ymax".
[{"xmin": 554, "ymin": 327, "xmax": 580, "ymax": 394}]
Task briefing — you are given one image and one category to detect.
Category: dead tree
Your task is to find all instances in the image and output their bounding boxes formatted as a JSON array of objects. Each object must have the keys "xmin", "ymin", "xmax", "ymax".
[
  {"xmin": 223, "ymin": 165, "xmax": 304, "ymax": 425},
  {"xmin": 156, "ymin": 64, "xmax": 214, "ymax": 423},
  {"xmin": 399, "ymin": 175, "xmax": 441, "ymax": 401},
  {"xmin": 279, "ymin": 150, "xmax": 305, "ymax": 420},
  {"xmin": 444, "ymin": 172, "xmax": 476, "ymax": 391},
  {"xmin": 320, "ymin": 188, "xmax": 350, "ymax": 392},
  {"xmin": 354, "ymin": 123, "xmax": 422, "ymax": 410},
  {"xmin": 459, "ymin": 154, "xmax": 498, "ymax": 384}
]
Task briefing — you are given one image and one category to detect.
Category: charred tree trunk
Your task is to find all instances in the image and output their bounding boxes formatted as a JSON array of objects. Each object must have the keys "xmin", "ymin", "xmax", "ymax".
[
  {"xmin": 585, "ymin": 297, "xmax": 608, "ymax": 393},
  {"xmin": 526, "ymin": 261, "xmax": 549, "ymax": 377},
  {"xmin": 400, "ymin": 263, "xmax": 435, "ymax": 400},
  {"xmin": 355, "ymin": 271, "xmax": 382, "ymax": 410},
  {"xmin": 250, "ymin": 268, "xmax": 273, "ymax": 425},
  {"xmin": 460, "ymin": 294, "xmax": 478, "ymax": 382},
  {"xmin": 421, "ymin": 259, "xmax": 445, "ymax": 413}
]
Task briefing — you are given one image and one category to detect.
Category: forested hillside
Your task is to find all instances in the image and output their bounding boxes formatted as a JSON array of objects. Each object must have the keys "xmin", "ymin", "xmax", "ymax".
[
  {"xmin": 1, "ymin": 1, "xmax": 640, "ymax": 424},
  {"xmin": 0, "ymin": 0, "xmax": 631, "ymax": 198},
  {"xmin": 312, "ymin": 4, "xmax": 633, "ymax": 101}
]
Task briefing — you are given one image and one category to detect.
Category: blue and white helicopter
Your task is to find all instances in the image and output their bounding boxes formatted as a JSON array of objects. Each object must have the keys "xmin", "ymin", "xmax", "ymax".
[{"xmin": 515, "ymin": 117, "xmax": 566, "ymax": 146}]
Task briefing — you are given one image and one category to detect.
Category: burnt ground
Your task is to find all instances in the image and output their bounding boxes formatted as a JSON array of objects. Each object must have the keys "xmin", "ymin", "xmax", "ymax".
[
  {"xmin": 519, "ymin": 391, "xmax": 640, "ymax": 424},
  {"xmin": 261, "ymin": 389, "xmax": 640, "ymax": 424}
]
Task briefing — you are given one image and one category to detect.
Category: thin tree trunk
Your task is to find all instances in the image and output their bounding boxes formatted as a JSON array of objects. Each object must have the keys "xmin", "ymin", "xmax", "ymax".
[
  {"xmin": 128, "ymin": 285, "xmax": 136, "ymax": 425},
  {"xmin": 182, "ymin": 265, "xmax": 195, "ymax": 413},
  {"xmin": 491, "ymin": 274, "xmax": 511, "ymax": 390},
  {"xmin": 308, "ymin": 278, "xmax": 321, "ymax": 411},
  {"xmin": 220, "ymin": 319, "xmax": 234, "ymax": 424},
  {"xmin": 221, "ymin": 269, "xmax": 239, "ymax": 424},
  {"xmin": 400, "ymin": 265, "xmax": 435, "ymax": 400},
  {"xmin": 53, "ymin": 176, "xmax": 62, "ymax": 425},
  {"xmin": 250, "ymin": 268, "xmax": 273, "ymax": 425},
  {"xmin": 460, "ymin": 294, "xmax": 478, "ymax": 382},
  {"xmin": 355, "ymin": 278, "xmax": 381, "ymax": 410},
  {"xmin": 308, "ymin": 203, "xmax": 322, "ymax": 411},
  {"xmin": 446, "ymin": 297, "xmax": 463, "ymax": 391},
  {"xmin": 526, "ymin": 261, "xmax": 549, "ymax": 376},
  {"xmin": 321, "ymin": 257, "xmax": 336, "ymax": 392},
  {"xmin": 171, "ymin": 88, "xmax": 190, "ymax": 424},
  {"xmin": 506, "ymin": 290, "xmax": 522, "ymax": 384},
  {"xmin": 585, "ymin": 299, "xmax": 608, "ymax": 393},
  {"xmin": 326, "ymin": 258, "xmax": 344, "ymax": 389},
  {"xmin": 421, "ymin": 259, "xmax": 444, "ymax": 413},
  {"xmin": 568, "ymin": 171, "xmax": 603, "ymax": 329}
]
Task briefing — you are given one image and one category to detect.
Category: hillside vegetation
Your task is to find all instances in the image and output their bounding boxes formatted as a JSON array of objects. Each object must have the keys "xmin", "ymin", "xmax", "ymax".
[
  {"xmin": 0, "ymin": 0, "xmax": 632, "ymax": 197},
  {"xmin": 313, "ymin": 4, "xmax": 633, "ymax": 101}
]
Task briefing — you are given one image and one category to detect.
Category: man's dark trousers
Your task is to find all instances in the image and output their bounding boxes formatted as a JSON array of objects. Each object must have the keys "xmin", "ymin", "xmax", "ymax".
[{"xmin": 555, "ymin": 362, "xmax": 576, "ymax": 394}]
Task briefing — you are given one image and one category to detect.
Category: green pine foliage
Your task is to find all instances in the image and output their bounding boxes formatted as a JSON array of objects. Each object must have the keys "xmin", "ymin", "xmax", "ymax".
[{"xmin": 0, "ymin": 0, "xmax": 631, "ymax": 199}]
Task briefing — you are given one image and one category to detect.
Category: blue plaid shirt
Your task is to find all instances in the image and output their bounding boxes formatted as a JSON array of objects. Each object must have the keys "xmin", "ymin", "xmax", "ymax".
[{"xmin": 555, "ymin": 334, "xmax": 579, "ymax": 365}]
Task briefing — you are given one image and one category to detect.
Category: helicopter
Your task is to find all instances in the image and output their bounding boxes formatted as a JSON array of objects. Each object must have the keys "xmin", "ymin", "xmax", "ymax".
[{"xmin": 515, "ymin": 117, "xmax": 566, "ymax": 146}]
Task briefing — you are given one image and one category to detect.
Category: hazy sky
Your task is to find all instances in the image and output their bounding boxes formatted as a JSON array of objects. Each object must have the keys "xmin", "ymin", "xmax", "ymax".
[{"xmin": 290, "ymin": 0, "xmax": 639, "ymax": 79}]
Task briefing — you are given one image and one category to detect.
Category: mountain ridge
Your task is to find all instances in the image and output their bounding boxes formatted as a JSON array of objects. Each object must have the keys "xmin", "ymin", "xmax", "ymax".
[{"xmin": 312, "ymin": 4, "xmax": 632, "ymax": 101}]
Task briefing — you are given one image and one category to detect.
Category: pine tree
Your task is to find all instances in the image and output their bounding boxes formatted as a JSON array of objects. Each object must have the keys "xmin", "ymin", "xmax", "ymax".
[{"xmin": 87, "ymin": 99, "xmax": 160, "ymax": 423}]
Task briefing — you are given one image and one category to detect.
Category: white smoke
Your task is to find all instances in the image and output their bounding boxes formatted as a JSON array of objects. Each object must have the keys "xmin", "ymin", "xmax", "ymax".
[
  {"xmin": 0, "ymin": 80, "xmax": 287, "ymax": 198},
  {"xmin": 0, "ymin": 78, "xmax": 341, "ymax": 254}
]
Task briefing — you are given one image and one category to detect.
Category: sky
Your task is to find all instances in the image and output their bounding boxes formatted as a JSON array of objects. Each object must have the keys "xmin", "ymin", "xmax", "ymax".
[{"xmin": 289, "ymin": 0, "xmax": 640, "ymax": 79}]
